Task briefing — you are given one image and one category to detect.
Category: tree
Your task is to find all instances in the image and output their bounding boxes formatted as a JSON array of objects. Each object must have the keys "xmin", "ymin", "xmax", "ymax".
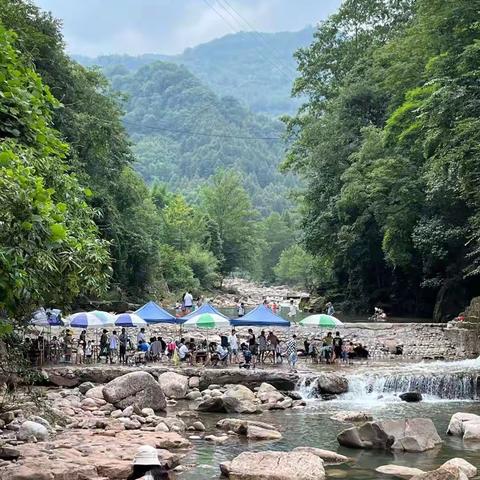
[
  {"xmin": 0, "ymin": 25, "xmax": 110, "ymax": 318},
  {"xmin": 200, "ymin": 169, "xmax": 258, "ymax": 276},
  {"xmin": 274, "ymin": 245, "xmax": 315, "ymax": 288}
]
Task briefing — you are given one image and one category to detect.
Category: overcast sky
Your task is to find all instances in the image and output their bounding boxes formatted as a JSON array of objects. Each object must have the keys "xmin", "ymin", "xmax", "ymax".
[{"xmin": 34, "ymin": 0, "xmax": 342, "ymax": 57}]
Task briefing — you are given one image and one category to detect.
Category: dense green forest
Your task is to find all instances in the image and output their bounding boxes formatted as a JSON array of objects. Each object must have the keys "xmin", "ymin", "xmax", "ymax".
[
  {"xmin": 284, "ymin": 0, "xmax": 480, "ymax": 319},
  {"xmin": 105, "ymin": 61, "xmax": 296, "ymax": 215},
  {"xmin": 75, "ymin": 27, "xmax": 314, "ymax": 117},
  {"xmin": 0, "ymin": 0, "xmax": 299, "ymax": 321}
]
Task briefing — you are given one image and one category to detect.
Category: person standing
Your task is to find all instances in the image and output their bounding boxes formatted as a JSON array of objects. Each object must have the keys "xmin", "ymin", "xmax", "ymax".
[
  {"xmin": 237, "ymin": 302, "xmax": 245, "ymax": 317},
  {"xmin": 248, "ymin": 328, "xmax": 257, "ymax": 367},
  {"xmin": 288, "ymin": 300, "xmax": 297, "ymax": 318},
  {"xmin": 326, "ymin": 302, "xmax": 335, "ymax": 316},
  {"xmin": 183, "ymin": 291, "xmax": 193, "ymax": 313},
  {"xmin": 99, "ymin": 329, "xmax": 109, "ymax": 363},
  {"xmin": 267, "ymin": 331, "xmax": 279, "ymax": 363},
  {"xmin": 119, "ymin": 328, "xmax": 128, "ymax": 364},
  {"xmin": 286, "ymin": 334, "xmax": 298, "ymax": 371},
  {"xmin": 333, "ymin": 331, "xmax": 343, "ymax": 363},
  {"xmin": 258, "ymin": 330, "xmax": 267, "ymax": 363},
  {"xmin": 228, "ymin": 329, "xmax": 239, "ymax": 363},
  {"xmin": 109, "ymin": 330, "xmax": 119, "ymax": 364}
]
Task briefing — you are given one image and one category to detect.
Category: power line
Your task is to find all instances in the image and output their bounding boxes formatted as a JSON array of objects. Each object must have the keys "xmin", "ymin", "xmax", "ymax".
[
  {"xmin": 217, "ymin": 0, "xmax": 298, "ymax": 76},
  {"xmin": 201, "ymin": 0, "xmax": 294, "ymax": 83}
]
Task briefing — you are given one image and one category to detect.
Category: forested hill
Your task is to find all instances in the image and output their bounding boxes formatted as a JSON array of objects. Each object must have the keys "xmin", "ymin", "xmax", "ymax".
[
  {"xmin": 106, "ymin": 61, "xmax": 296, "ymax": 215},
  {"xmin": 75, "ymin": 27, "xmax": 314, "ymax": 116}
]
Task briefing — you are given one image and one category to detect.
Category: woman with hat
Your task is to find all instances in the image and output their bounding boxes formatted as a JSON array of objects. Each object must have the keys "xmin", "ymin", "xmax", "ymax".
[{"xmin": 127, "ymin": 445, "xmax": 170, "ymax": 480}]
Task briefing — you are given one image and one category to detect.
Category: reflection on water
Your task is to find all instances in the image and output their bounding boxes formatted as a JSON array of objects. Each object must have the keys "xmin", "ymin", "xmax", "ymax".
[{"xmin": 179, "ymin": 397, "xmax": 480, "ymax": 479}]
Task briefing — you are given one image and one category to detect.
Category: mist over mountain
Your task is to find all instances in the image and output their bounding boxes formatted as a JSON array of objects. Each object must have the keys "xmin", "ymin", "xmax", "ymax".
[{"xmin": 74, "ymin": 27, "xmax": 314, "ymax": 116}]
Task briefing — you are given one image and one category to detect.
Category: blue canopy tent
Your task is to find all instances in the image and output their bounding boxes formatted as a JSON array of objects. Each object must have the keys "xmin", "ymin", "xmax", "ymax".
[
  {"xmin": 231, "ymin": 304, "xmax": 290, "ymax": 327},
  {"xmin": 135, "ymin": 301, "xmax": 177, "ymax": 324},
  {"xmin": 180, "ymin": 303, "xmax": 231, "ymax": 323}
]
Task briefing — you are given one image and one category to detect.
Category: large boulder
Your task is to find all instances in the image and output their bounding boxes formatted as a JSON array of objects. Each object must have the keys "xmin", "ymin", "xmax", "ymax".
[
  {"xmin": 158, "ymin": 372, "xmax": 189, "ymax": 399},
  {"xmin": 102, "ymin": 371, "xmax": 166, "ymax": 411},
  {"xmin": 441, "ymin": 459, "xmax": 477, "ymax": 479},
  {"xmin": 17, "ymin": 421, "xmax": 49, "ymax": 441},
  {"xmin": 337, "ymin": 418, "xmax": 442, "ymax": 452},
  {"xmin": 257, "ymin": 383, "xmax": 285, "ymax": 404},
  {"xmin": 222, "ymin": 384, "xmax": 260, "ymax": 414},
  {"xmin": 221, "ymin": 450, "xmax": 325, "ymax": 479},
  {"xmin": 411, "ymin": 467, "xmax": 468, "ymax": 480},
  {"xmin": 246, "ymin": 425, "xmax": 282, "ymax": 441},
  {"xmin": 376, "ymin": 465, "xmax": 425, "ymax": 478},
  {"xmin": 302, "ymin": 374, "xmax": 348, "ymax": 396},
  {"xmin": 196, "ymin": 397, "xmax": 227, "ymax": 413},
  {"xmin": 447, "ymin": 413, "xmax": 480, "ymax": 440}
]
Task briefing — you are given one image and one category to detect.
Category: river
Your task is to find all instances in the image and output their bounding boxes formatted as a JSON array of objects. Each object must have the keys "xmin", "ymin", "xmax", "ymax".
[{"xmin": 179, "ymin": 358, "xmax": 480, "ymax": 479}]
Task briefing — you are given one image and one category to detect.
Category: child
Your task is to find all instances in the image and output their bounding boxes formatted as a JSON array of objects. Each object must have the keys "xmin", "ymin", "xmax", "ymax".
[
  {"xmin": 85, "ymin": 340, "xmax": 93, "ymax": 364},
  {"xmin": 76, "ymin": 340, "xmax": 85, "ymax": 364},
  {"xmin": 239, "ymin": 343, "xmax": 252, "ymax": 369}
]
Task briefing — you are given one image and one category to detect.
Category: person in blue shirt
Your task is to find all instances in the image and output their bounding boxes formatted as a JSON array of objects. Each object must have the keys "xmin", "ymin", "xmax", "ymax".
[{"xmin": 138, "ymin": 340, "xmax": 150, "ymax": 352}]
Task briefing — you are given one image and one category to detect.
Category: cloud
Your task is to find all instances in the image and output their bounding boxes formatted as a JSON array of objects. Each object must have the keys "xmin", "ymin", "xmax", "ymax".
[{"xmin": 34, "ymin": 0, "xmax": 342, "ymax": 56}]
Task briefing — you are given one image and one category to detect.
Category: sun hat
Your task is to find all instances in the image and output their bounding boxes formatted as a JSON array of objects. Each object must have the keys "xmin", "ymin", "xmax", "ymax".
[{"xmin": 133, "ymin": 445, "xmax": 160, "ymax": 466}]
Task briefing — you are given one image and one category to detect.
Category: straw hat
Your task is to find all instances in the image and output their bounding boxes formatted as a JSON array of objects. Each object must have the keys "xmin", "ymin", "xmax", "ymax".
[{"xmin": 133, "ymin": 445, "xmax": 160, "ymax": 466}]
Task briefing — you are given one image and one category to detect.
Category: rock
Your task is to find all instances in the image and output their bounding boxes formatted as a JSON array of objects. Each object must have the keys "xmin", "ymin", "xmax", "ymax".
[
  {"xmin": 0, "ymin": 446, "xmax": 21, "ymax": 460},
  {"xmin": 141, "ymin": 408, "xmax": 155, "ymax": 417},
  {"xmin": 441, "ymin": 459, "xmax": 477, "ymax": 478},
  {"xmin": 78, "ymin": 382, "xmax": 95, "ymax": 394},
  {"xmin": 463, "ymin": 422, "xmax": 480, "ymax": 441},
  {"xmin": 447, "ymin": 413, "xmax": 480, "ymax": 439},
  {"xmin": 81, "ymin": 398, "xmax": 98, "ymax": 409},
  {"xmin": 189, "ymin": 376, "xmax": 200, "ymax": 388},
  {"xmin": 186, "ymin": 391, "xmax": 202, "ymax": 401},
  {"xmin": 411, "ymin": 467, "xmax": 468, "ymax": 480},
  {"xmin": 205, "ymin": 434, "xmax": 229, "ymax": 443},
  {"xmin": 154, "ymin": 432, "xmax": 191, "ymax": 449},
  {"xmin": 111, "ymin": 409, "xmax": 123, "ymax": 418},
  {"xmin": 304, "ymin": 373, "xmax": 348, "ymax": 396},
  {"xmin": 28, "ymin": 416, "xmax": 51, "ymax": 430},
  {"xmin": 46, "ymin": 372, "xmax": 80, "ymax": 388},
  {"xmin": 246, "ymin": 425, "xmax": 282, "ymax": 441},
  {"xmin": 155, "ymin": 422, "xmax": 170, "ymax": 432},
  {"xmin": 216, "ymin": 418, "xmax": 278, "ymax": 434},
  {"xmin": 292, "ymin": 447, "xmax": 350, "ymax": 465},
  {"xmin": 122, "ymin": 406, "xmax": 134, "ymax": 417},
  {"xmin": 17, "ymin": 421, "xmax": 49, "ymax": 441},
  {"xmin": 176, "ymin": 410, "xmax": 198, "ymax": 419},
  {"xmin": 196, "ymin": 397, "xmax": 227, "ymax": 413},
  {"xmin": 192, "ymin": 421, "xmax": 206, "ymax": 432},
  {"xmin": 222, "ymin": 384, "xmax": 260, "ymax": 414},
  {"xmin": 118, "ymin": 417, "xmax": 141, "ymax": 430},
  {"xmin": 257, "ymin": 383, "xmax": 285, "ymax": 404},
  {"xmin": 337, "ymin": 418, "xmax": 442, "ymax": 452},
  {"xmin": 376, "ymin": 465, "xmax": 425, "ymax": 478},
  {"xmin": 102, "ymin": 371, "xmax": 166, "ymax": 411},
  {"xmin": 158, "ymin": 372, "xmax": 189, "ymax": 399},
  {"xmin": 208, "ymin": 384, "xmax": 222, "ymax": 390},
  {"xmin": 3, "ymin": 465, "xmax": 54, "ymax": 480},
  {"xmin": 331, "ymin": 411, "xmax": 373, "ymax": 423},
  {"xmin": 85, "ymin": 386, "xmax": 105, "ymax": 400},
  {"xmin": 221, "ymin": 450, "xmax": 325, "ymax": 479},
  {"xmin": 162, "ymin": 418, "xmax": 186, "ymax": 433},
  {"xmin": 399, "ymin": 392, "xmax": 423, "ymax": 402}
]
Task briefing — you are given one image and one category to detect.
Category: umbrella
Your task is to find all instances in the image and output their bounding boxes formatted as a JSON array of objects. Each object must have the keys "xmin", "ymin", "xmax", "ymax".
[
  {"xmin": 181, "ymin": 303, "xmax": 231, "ymax": 329},
  {"xmin": 135, "ymin": 301, "xmax": 177, "ymax": 324},
  {"xmin": 299, "ymin": 314, "xmax": 343, "ymax": 328},
  {"xmin": 68, "ymin": 311, "xmax": 114, "ymax": 329},
  {"xmin": 115, "ymin": 312, "xmax": 147, "ymax": 328}
]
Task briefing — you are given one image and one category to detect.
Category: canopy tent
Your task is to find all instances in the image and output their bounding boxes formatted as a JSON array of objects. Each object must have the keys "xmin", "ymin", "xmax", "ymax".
[
  {"xmin": 180, "ymin": 303, "xmax": 231, "ymax": 329},
  {"xmin": 231, "ymin": 304, "xmax": 290, "ymax": 327},
  {"xmin": 299, "ymin": 314, "xmax": 343, "ymax": 328},
  {"xmin": 135, "ymin": 301, "xmax": 177, "ymax": 324}
]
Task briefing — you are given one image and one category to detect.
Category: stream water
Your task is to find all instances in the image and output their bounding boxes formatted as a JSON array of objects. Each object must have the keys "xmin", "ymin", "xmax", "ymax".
[{"xmin": 179, "ymin": 358, "xmax": 480, "ymax": 479}]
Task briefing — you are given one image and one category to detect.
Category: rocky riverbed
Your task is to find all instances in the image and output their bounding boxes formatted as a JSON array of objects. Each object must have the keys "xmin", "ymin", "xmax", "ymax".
[{"xmin": 1, "ymin": 364, "xmax": 480, "ymax": 479}]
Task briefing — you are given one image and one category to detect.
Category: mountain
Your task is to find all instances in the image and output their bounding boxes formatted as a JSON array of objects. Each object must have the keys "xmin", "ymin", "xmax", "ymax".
[
  {"xmin": 106, "ymin": 61, "xmax": 296, "ymax": 215},
  {"xmin": 74, "ymin": 27, "xmax": 314, "ymax": 116}
]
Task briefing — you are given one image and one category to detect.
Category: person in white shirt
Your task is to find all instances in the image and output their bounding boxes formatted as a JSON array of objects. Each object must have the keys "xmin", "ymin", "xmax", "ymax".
[
  {"xmin": 109, "ymin": 330, "xmax": 119, "ymax": 364},
  {"xmin": 228, "ymin": 329, "xmax": 239, "ymax": 363},
  {"xmin": 178, "ymin": 338, "xmax": 191, "ymax": 365},
  {"xmin": 137, "ymin": 328, "xmax": 146, "ymax": 345},
  {"xmin": 183, "ymin": 291, "xmax": 193, "ymax": 312},
  {"xmin": 288, "ymin": 299, "xmax": 297, "ymax": 318},
  {"xmin": 212, "ymin": 343, "xmax": 228, "ymax": 366}
]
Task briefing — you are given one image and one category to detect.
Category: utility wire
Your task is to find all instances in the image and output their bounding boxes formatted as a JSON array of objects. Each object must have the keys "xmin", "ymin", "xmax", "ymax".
[{"xmin": 217, "ymin": 0, "xmax": 298, "ymax": 76}]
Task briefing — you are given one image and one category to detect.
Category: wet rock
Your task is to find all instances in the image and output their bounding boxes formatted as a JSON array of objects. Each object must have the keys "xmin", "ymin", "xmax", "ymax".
[
  {"xmin": 337, "ymin": 418, "xmax": 442, "ymax": 452},
  {"xmin": 17, "ymin": 421, "xmax": 49, "ymax": 441},
  {"xmin": 158, "ymin": 372, "xmax": 189, "ymax": 399},
  {"xmin": 399, "ymin": 392, "xmax": 423, "ymax": 402},
  {"xmin": 292, "ymin": 447, "xmax": 350, "ymax": 465},
  {"xmin": 246, "ymin": 425, "xmax": 282, "ymax": 441},
  {"xmin": 192, "ymin": 421, "xmax": 205, "ymax": 432},
  {"xmin": 375, "ymin": 465, "xmax": 425, "ymax": 478},
  {"xmin": 205, "ymin": 434, "xmax": 228, "ymax": 443},
  {"xmin": 447, "ymin": 413, "xmax": 480, "ymax": 440},
  {"xmin": 221, "ymin": 450, "xmax": 325, "ymax": 479},
  {"xmin": 257, "ymin": 383, "xmax": 285, "ymax": 404},
  {"xmin": 331, "ymin": 411, "xmax": 373, "ymax": 423},
  {"xmin": 441, "ymin": 459, "xmax": 477, "ymax": 478},
  {"xmin": 196, "ymin": 397, "xmax": 226, "ymax": 413},
  {"xmin": 303, "ymin": 374, "xmax": 348, "ymax": 396},
  {"xmin": 78, "ymin": 382, "xmax": 95, "ymax": 394},
  {"xmin": 216, "ymin": 418, "xmax": 277, "ymax": 434},
  {"xmin": 102, "ymin": 371, "xmax": 166, "ymax": 411}
]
